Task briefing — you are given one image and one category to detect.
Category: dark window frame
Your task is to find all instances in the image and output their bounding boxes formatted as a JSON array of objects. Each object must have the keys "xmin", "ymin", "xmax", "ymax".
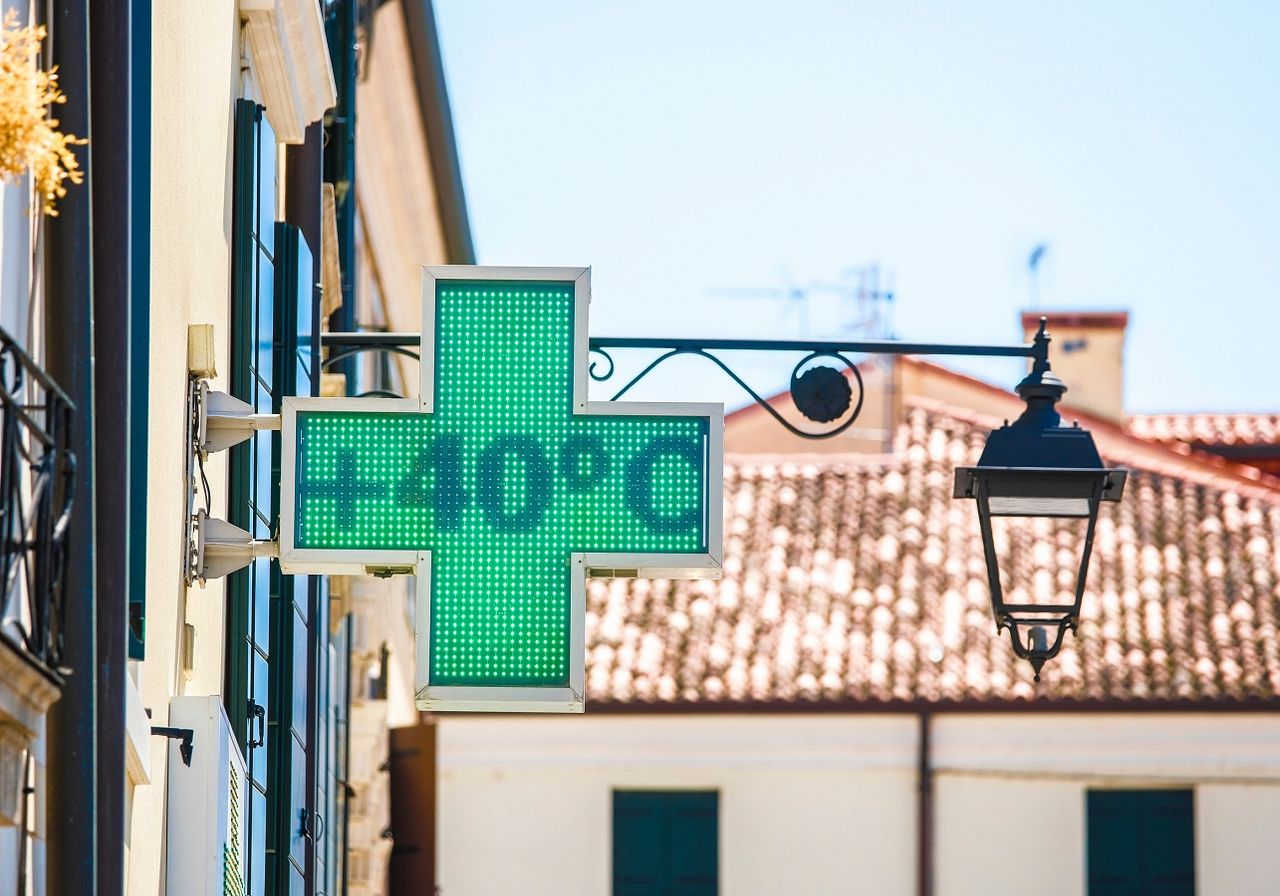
[
  {"xmin": 612, "ymin": 789, "xmax": 719, "ymax": 896},
  {"xmin": 229, "ymin": 97, "xmax": 338, "ymax": 896},
  {"xmin": 1087, "ymin": 788, "xmax": 1195, "ymax": 896}
]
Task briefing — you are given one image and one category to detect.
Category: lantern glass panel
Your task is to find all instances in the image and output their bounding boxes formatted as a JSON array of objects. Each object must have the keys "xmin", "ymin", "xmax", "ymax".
[
  {"xmin": 989, "ymin": 495, "xmax": 1090, "ymax": 516},
  {"xmin": 989, "ymin": 514, "xmax": 1094, "ymax": 610},
  {"xmin": 982, "ymin": 470, "xmax": 1103, "ymax": 518}
]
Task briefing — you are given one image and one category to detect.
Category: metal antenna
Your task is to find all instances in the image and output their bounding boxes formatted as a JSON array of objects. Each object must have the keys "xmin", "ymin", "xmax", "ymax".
[
  {"xmin": 706, "ymin": 265, "xmax": 810, "ymax": 335},
  {"xmin": 706, "ymin": 263, "xmax": 894, "ymax": 339},
  {"xmin": 1028, "ymin": 242, "xmax": 1048, "ymax": 310}
]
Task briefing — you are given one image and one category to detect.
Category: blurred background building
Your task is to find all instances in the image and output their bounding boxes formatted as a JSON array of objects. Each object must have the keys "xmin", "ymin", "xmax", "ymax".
[{"xmin": 433, "ymin": 314, "xmax": 1280, "ymax": 895}]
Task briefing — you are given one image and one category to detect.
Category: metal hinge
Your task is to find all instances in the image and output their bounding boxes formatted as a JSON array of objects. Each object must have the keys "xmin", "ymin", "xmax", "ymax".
[
  {"xmin": 152, "ymin": 726, "xmax": 195, "ymax": 767},
  {"xmin": 365, "ymin": 565, "xmax": 415, "ymax": 578}
]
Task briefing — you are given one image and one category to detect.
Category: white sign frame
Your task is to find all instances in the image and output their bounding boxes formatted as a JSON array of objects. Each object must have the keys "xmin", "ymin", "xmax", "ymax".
[{"xmin": 279, "ymin": 265, "xmax": 723, "ymax": 712}]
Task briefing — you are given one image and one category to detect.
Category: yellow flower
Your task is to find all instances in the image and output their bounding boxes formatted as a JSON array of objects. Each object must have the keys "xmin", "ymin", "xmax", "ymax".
[{"xmin": 0, "ymin": 10, "xmax": 85, "ymax": 216}]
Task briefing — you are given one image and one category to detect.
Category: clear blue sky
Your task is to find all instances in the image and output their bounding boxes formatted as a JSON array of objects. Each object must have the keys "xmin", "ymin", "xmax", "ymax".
[{"xmin": 433, "ymin": 1, "xmax": 1280, "ymax": 413}]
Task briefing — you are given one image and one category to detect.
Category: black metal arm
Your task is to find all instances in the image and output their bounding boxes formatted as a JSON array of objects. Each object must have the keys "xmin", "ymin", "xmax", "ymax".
[
  {"xmin": 589, "ymin": 335, "xmax": 1038, "ymax": 359},
  {"xmin": 320, "ymin": 324, "xmax": 1046, "ymax": 439},
  {"xmin": 151, "ymin": 726, "xmax": 195, "ymax": 767}
]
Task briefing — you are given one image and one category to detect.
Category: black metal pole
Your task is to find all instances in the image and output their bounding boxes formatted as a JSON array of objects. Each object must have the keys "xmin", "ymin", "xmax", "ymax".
[
  {"xmin": 591, "ymin": 336, "xmax": 1036, "ymax": 358},
  {"xmin": 89, "ymin": 0, "xmax": 130, "ymax": 889},
  {"xmin": 917, "ymin": 711, "xmax": 933, "ymax": 896},
  {"xmin": 320, "ymin": 331, "xmax": 1038, "ymax": 360},
  {"xmin": 44, "ymin": 0, "xmax": 97, "ymax": 891}
]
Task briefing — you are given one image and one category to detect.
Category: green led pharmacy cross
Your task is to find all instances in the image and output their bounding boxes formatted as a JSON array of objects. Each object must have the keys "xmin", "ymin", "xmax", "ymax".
[{"xmin": 280, "ymin": 267, "xmax": 724, "ymax": 713}]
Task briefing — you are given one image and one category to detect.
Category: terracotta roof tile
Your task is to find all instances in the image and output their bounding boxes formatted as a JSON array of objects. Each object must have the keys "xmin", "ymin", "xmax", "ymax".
[
  {"xmin": 1129, "ymin": 413, "xmax": 1280, "ymax": 448},
  {"xmin": 587, "ymin": 403, "xmax": 1280, "ymax": 708}
]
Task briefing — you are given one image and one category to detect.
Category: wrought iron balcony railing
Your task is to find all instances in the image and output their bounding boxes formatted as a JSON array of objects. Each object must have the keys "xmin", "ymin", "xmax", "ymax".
[{"xmin": 0, "ymin": 325, "xmax": 75, "ymax": 678}]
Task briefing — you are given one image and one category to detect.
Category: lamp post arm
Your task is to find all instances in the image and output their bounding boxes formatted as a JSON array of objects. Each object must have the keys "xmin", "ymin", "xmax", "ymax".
[
  {"xmin": 587, "ymin": 336, "xmax": 1037, "ymax": 359},
  {"xmin": 320, "ymin": 323, "xmax": 1048, "ymax": 440},
  {"xmin": 319, "ymin": 331, "xmax": 1038, "ymax": 359}
]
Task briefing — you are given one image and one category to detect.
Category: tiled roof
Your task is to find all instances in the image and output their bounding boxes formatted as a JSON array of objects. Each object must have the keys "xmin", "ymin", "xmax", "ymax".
[
  {"xmin": 585, "ymin": 403, "xmax": 1280, "ymax": 708},
  {"xmin": 1128, "ymin": 413, "xmax": 1280, "ymax": 448}
]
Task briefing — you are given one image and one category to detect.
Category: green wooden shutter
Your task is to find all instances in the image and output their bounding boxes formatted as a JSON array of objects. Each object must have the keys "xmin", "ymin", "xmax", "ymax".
[
  {"xmin": 614, "ymin": 792, "xmax": 665, "ymax": 894},
  {"xmin": 613, "ymin": 791, "xmax": 718, "ymax": 896},
  {"xmin": 669, "ymin": 794, "xmax": 718, "ymax": 893},
  {"xmin": 1087, "ymin": 790, "xmax": 1194, "ymax": 896},
  {"xmin": 1142, "ymin": 791, "xmax": 1196, "ymax": 893}
]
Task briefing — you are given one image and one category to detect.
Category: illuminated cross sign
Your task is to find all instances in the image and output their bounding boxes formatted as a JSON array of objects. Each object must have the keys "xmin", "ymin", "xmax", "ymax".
[{"xmin": 280, "ymin": 267, "xmax": 723, "ymax": 712}]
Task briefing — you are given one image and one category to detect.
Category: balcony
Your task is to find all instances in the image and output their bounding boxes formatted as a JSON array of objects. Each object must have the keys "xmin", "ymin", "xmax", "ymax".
[
  {"xmin": 0, "ymin": 323, "xmax": 75, "ymax": 679},
  {"xmin": 0, "ymin": 321, "xmax": 75, "ymax": 831}
]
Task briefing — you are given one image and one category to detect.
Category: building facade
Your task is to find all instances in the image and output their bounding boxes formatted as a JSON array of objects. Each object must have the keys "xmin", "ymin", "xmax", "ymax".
[{"xmin": 0, "ymin": 1, "xmax": 470, "ymax": 893}]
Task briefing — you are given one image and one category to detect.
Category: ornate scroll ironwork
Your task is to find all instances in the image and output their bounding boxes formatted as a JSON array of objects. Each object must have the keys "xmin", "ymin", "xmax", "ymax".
[
  {"xmin": 321, "ymin": 331, "xmax": 1041, "ymax": 440},
  {"xmin": 0, "ymin": 325, "xmax": 75, "ymax": 677},
  {"xmin": 588, "ymin": 334, "xmax": 1040, "ymax": 440},
  {"xmin": 588, "ymin": 345, "xmax": 866, "ymax": 439}
]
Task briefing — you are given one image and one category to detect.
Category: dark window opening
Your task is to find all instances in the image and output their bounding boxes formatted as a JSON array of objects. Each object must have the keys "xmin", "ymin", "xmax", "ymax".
[
  {"xmin": 613, "ymin": 790, "xmax": 718, "ymax": 896},
  {"xmin": 1087, "ymin": 789, "xmax": 1195, "ymax": 896}
]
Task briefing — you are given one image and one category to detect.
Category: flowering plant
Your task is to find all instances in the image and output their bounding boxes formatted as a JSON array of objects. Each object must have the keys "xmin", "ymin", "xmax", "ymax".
[{"xmin": 0, "ymin": 10, "xmax": 84, "ymax": 216}]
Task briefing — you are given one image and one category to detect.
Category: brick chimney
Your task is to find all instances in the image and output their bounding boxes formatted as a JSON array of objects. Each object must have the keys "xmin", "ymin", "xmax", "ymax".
[{"xmin": 1021, "ymin": 311, "xmax": 1128, "ymax": 423}]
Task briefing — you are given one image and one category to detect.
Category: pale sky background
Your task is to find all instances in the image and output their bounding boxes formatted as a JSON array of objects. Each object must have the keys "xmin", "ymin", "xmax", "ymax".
[{"xmin": 433, "ymin": 1, "xmax": 1280, "ymax": 413}]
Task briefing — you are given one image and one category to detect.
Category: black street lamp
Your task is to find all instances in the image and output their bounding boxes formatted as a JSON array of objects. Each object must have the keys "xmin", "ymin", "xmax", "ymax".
[{"xmin": 953, "ymin": 321, "xmax": 1126, "ymax": 680}]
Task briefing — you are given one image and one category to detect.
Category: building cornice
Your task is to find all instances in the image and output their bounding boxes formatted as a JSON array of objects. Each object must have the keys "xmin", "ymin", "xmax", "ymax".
[{"xmin": 240, "ymin": 0, "xmax": 338, "ymax": 144}]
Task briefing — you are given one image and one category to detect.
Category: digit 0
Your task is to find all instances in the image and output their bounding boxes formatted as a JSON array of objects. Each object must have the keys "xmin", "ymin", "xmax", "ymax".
[{"xmin": 477, "ymin": 434, "xmax": 552, "ymax": 533}]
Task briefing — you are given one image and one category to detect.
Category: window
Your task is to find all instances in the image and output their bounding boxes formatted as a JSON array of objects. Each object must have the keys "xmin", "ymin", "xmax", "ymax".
[
  {"xmin": 227, "ymin": 98, "xmax": 278, "ymax": 896},
  {"xmin": 1087, "ymin": 789, "xmax": 1195, "ymax": 896},
  {"xmin": 227, "ymin": 100, "xmax": 328, "ymax": 896},
  {"xmin": 612, "ymin": 790, "xmax": 718, "ymax": 896}
]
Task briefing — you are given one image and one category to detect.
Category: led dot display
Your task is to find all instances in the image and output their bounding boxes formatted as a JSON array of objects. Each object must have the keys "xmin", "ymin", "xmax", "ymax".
[{"xmin": 294, "ymin": 281, "xmax": 710, "ymax": 689}]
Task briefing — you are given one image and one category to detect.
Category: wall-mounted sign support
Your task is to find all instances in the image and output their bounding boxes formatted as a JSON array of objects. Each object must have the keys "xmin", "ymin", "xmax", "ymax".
[
  {"xmin": 196, "ymin": 381, "xmax": 281, "ymax": 456},
  {"xmin": 279, "ymin": 267, "xmax": 723, "ymax": 712},
  {"xmin": 182, "ymin": 379, "xmax": 282, "ymax": 586}
]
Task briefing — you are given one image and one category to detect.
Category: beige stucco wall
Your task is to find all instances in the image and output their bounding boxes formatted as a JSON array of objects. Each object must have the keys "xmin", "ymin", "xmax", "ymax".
[
  {"xmin": 933, "ymin": 714, "xmax": 1280, "ymax": 895},
  {"xmin": 438, "ymin": 715, "xmax": 919, "ymax": 895},
  {"xmin": 1197, "ymin": 784, "xmax": 1280, "ymax": 895},
  {"xmin": 126, "ymin": 3, "xmax": 242, "ymax": 894},
  {"xmin": 936, "ymin": 774, "xmax": 1084, "ymax": 895},
  {"xmin": 438, "ymin": 713, "xmax": 1280, "ymax": 896}
]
